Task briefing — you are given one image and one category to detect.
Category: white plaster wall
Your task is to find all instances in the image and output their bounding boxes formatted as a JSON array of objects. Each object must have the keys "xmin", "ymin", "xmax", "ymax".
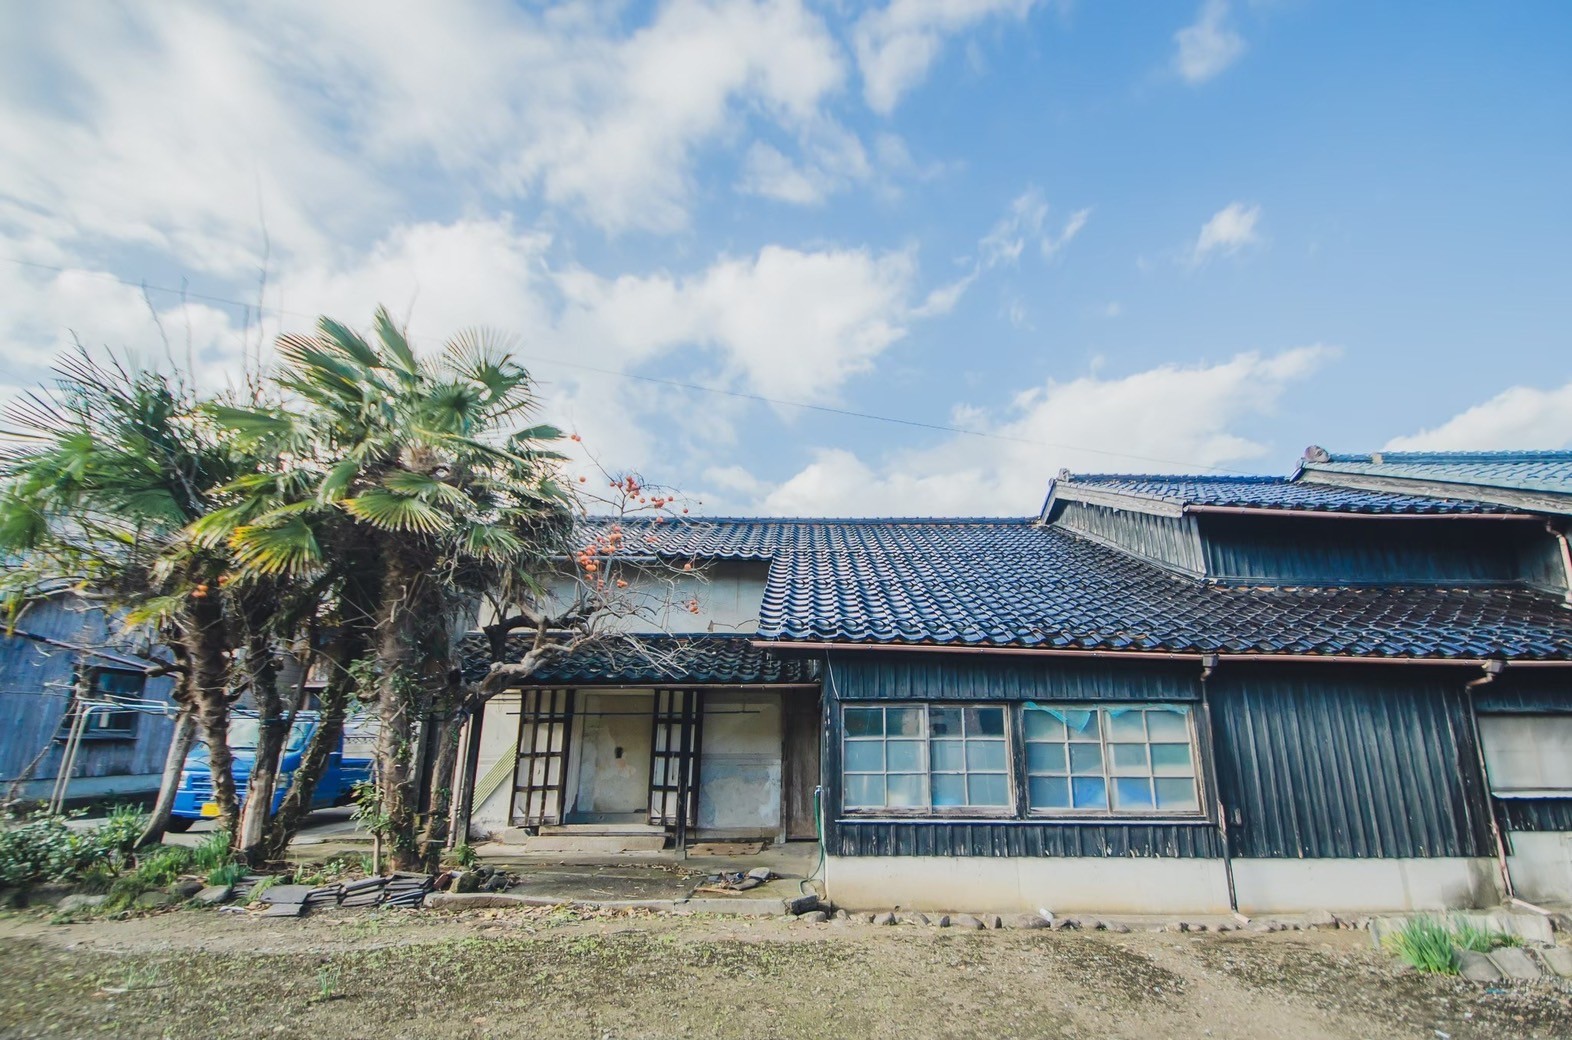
[
  {"xmin": 470, "ymin": 693, "xmax": 523, "ymax": 836},
  {"xmin": 698, "ymin": 692, "xmax": 782, "ymax": 838},
  {"xmin": 571, "ymin": 691, "xmax": 654, "ymax": 819},
  {"xmin": 476, "ymin": 562, "xmax": 768, "ymax": 636},
  {"xmin": 1505, "ymin": 832, "xmax": 1572, "ymax": 904},
  {"xmin": 1231, "ymin": 858, "xmax": 1502, "ymax": 913},
  {"xmin": 824, "ymin": 855, "xmax": 1232, "ymax": 915}
]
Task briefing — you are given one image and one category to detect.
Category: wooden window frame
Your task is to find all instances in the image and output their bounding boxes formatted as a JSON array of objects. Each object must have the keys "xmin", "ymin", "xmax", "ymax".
[
  {"xmin": 1022, "ymin": 703, "xmax": 1207, "ymax": 822},
  {"xmin": 840, "ymin": 702, "xmax": 1016, "ymax": 820}
]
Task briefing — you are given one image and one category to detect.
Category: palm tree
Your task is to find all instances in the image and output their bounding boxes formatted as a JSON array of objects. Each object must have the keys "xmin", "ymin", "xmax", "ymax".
[
  {"xmin": 206, "ymin": 308, "xmax": 574, "ymax": 869},
  {"xmin": 0, "ymin": 353, "xmax": 248, "ymax": 841}
]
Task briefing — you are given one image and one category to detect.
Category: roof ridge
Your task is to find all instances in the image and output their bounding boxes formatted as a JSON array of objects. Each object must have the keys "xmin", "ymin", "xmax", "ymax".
[
  {"xmin": 581, "ymin": 515, "xmax": 1034, "ymax": 525},
  {"xmin": 1319, "ymin": 449, "xmax": 1572, "ymax": 464},
  {"xmin": 1062, "ymin": 472, "xmax": 1282, "ymax": 484}
]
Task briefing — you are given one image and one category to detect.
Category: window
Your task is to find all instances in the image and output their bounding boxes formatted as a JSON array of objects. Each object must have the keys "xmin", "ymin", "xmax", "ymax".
[
  {"xmin": 842, "ymin": 704, "xmax": 1010, "ymax": 813},
  {"xmin": 1479, "ymin": 715, "xmax": 1572, "ymax": 796},
  {"xmin": 60, "ymin": 668, "xmax": 146, "ymax": 739},
  {"xmin": 1024, "ymin": 704, "xmax": 1200, "ymax": 815}
]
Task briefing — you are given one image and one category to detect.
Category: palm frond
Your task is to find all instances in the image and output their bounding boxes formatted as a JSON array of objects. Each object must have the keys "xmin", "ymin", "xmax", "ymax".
[
  {"xmin": 373, "ymin": 307, "xmax": 420, "ymax": 379},
  {"xmin": 341, "ymin": 489, "xmax": 452, "ymax": 534},
  {"xmin": 381, "ymin": 469, "xmax": 474, "ymax": 508},
  {"xmin": 229, "ymin": 516, "xmax": 324, "ymax": 576}
]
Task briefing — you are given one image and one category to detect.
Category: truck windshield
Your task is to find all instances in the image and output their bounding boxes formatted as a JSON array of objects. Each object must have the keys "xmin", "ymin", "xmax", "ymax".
[{"xmin": 226, "ymin": 718, "xmax": 312, "ymax": 753}]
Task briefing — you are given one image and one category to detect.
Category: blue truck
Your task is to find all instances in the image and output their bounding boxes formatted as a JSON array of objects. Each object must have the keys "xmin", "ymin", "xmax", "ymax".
[{"xmin": 168, "ymin": 712, "xmax": 376, "ymax": 830}]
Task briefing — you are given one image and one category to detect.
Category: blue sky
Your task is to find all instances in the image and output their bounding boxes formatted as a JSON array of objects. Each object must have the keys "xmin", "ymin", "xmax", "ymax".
[{"xmin": 2, "ymin": 1, "xmax": 1569, "ymax": 515}]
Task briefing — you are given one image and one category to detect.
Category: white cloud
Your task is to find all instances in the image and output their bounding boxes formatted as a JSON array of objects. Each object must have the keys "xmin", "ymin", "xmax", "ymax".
[
  {"xmin": 757, "ymin": 346, "xmax": 1336, "ymax": 515},
  {"xmin": 553, "ymin": 244, "xmax": 923, "ymax": 403},
  {"xmin": 1192, "ymin": 202, "xmax": 1262, "ymax": 263},
  {"xmin": 1385, "ymin": 382, "xmax": 1572, "ymax": 451},
  {"xmin": 1173, "ymin": 0, "xmax": 1246, "ymax": 85},
  {"xmin": 978, "ymin": 189, "xmax": 1090, "ymax": 269},
  {"xmin": 853, "ymin": 0, "xmax": 1039, "ymax": 115}
]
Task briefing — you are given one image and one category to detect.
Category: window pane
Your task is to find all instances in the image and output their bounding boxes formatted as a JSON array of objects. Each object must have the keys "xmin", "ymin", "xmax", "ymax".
[
  {"xmin": 968, "ymin": 774, "xmax": 1009, "ymax": 806},
  {"xmin": 931, "ymin": 774, "xmax": 967, "ymax": 807},
  {"xmin": 1150, "ymin": 743, "xmax": 1195, "ymax": 776},
  {"xmin": 844, "ymin": 708, "xmax": 883, "ymax": 737},
  {"xmin": 966, "ymin": 740, "xmax": 1006, "ymax": 771},
  {"xmin": 966, "ymin": 707, "xmax": 1005, "ymax": 737},
  {"xmin": 845, "ymin": 775, "xmax": 884, "ymax": 807},
  {"xmin": 1114, "ymin": 777, "xmax": 1155, "ymax": 810},
  {"xmin": 93, "ymin": 670, "xmax": 145, "ymax": 697},
  {"xmin": 1146, "ymin": 708, "xmax": 1190, "ymax": 741},
  {"xmin": 886, "ymin": 707, "xmax": 924, "ymax": 737},
  {"xmin": 1030, "ymin": 776, "xmax": 1070, "ymax": 808},
  {"xmin": 1026, "ymin": 742, "xmax": 1066, "ymax": 774},
  {"xmin": 1071, "ymin": 776, "xmax": 1107, "ymax": 809},
  {"xmin": 886, "ymin": 739, "xmax": 924, "ymax": 772},
  {"xmin": 1106, "ymin": 710, "xmax": 1145, "ymax": 741},
  {"xmin": 886, "ymin": 774, "xmax": 925, "ymax": 807},
  {"xmin": 1024, "ymin": 710, "xmax": 1066, "ymax": 741},
  {"xmin": 1068, "ymin": 743, "xmax": 1103, "ymax": 775},
  {"xmin": 1062, "ymin": 710, "xmax": 1099, "ymax": 740},
  {"xmin": 928, "ymin": 707, "xmax": 962, "ymax": 737},
  {"xmin": 1109, "ymin": 743, "xmax": 1149, "ymax": 774},
  {"xmin": 844, "ymin": 741, "xmax": 883, "ymax": 772},
  {"xmin": 931, "ymin": 739, "xmax": 965, "ymax": 772},
  {"xmin": 1155, "ymin": 778, "xmax": 1199, "ymax": 811}
]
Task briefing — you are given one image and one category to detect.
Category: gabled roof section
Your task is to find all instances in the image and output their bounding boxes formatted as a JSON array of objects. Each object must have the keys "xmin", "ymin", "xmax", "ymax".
[
  {"xmin": 1297, "ymin": 447, "xmax": 1572, "ymax": 514},
  {"xmin": 458, "ymin": 632, "xmax": 818, "ymax": 686},
  {"xmin": 579, "ymin": 515, "xmax": 1030, "ymax": 561},
  {"xmin": 755, "ymin": 520, "xmax": 1572, "ymax": 660},
  {"xmin": 1042, "ymin": 471, "xmax": 1518, "ymax": 519}
]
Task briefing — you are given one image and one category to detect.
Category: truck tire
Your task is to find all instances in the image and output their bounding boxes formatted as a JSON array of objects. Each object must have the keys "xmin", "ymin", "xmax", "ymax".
[{"xmin": 164, "ymin": 817, "xmax": 195, "ymax": 833}]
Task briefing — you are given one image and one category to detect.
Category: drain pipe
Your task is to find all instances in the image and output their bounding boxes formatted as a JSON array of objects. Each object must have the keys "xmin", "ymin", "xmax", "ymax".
[
  {"xmin": 1464, "ymin": 660, "xmax": 1515, "ymax": 905},
  {"xmin": 1197, "ymin": 655, "xmax": 1241, "ymax": 919}
]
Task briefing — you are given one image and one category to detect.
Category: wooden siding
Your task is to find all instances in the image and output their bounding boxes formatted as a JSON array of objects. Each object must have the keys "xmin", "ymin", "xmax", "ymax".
[
  {"xmin": 0, "ymin": 596, "xmax": 177, "ymax": 788},
  {"xmin": 1476, "ymin": 675, "xmax": 1572, "ymax": 714},
  {"xmin": 1198, "ymin": 515, "xmax": 1536, "ymax": 585},
  {"xmin": 827, "ymin": 653, "xmax": 1200, "ymax": 703},
  {"xmin": 1208, "ymin": 665, "xmax": 1495, "ymax": 859},
  {"xmin": 1499, "ymin": 799, "xmax": 1572, "ymax": 832},
  {"xmin": 1050, "ymin": 500, "xmax": 1205, "ymax": 578},
  {"xmin": 832, "ymin": 820, "xmax": 1224, "ymax": 858}
]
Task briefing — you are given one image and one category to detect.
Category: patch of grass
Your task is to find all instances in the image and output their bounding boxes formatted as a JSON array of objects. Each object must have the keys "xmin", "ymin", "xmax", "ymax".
[
  {"xmin": 1382, "ymin": 916, "xmax": 1459, "ymax": 975},
  {"xmin": 244, "ymin": 874, "xmax": 280, "ymax": 905},
  {"xmin": 206, "ymin": 862, "xmax": 247, "ymax": 887},
  {"xmin": 190, "ymin": 830, "xmax": 233, "ymax": 874},
  {"xmin": 1449, "ymin": 915, "xmax": 1522, "ymax": 952}
]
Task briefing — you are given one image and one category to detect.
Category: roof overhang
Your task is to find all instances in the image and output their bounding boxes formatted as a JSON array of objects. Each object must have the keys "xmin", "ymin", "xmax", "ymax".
[{"xmin": 1298, "ymin": 468, "xmax": 1572, "ymax": 516}]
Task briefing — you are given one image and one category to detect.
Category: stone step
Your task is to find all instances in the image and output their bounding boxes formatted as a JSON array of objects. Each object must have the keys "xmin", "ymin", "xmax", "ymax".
[
  {"xmin": 519, "ymin": 834, "xmax": 669, "ymax": 854},
  {"xmin": 538, "ymin": 822, "xmax": 667, "ymax": 836}
]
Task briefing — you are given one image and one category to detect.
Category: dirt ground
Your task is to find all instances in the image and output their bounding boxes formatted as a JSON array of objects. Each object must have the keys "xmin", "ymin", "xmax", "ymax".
[{"xmin": 1, "ymin": 905, "xmax": 1570, "ymax": 1040}]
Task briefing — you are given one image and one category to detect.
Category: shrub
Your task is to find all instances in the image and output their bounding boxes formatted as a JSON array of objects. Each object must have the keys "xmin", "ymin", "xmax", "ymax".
[
  {"xmin": 1383, "ymin": 916, "xmax": 1460, "ymax": 975},
  {"xmin": 448, "ymin": 842, "xmax": 477, "ymax": 869},
  {"xmin": 0, "ymin": 813, "xmax": 101, "ymax": 887},
  {"xmin": 93, "ymin": 804, "xmax": 147, "ymax": 865}
]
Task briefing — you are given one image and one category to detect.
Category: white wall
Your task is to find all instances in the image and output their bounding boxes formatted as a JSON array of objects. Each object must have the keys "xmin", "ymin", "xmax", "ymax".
[
  {"xmin": 1505, "ymin": 831, "xmax": 1572, "ymax": 904},
  {"xmin": 476, "ymin": 561, "xmax": 768, "ymax": 636},
  {"xmin": 698, "ymin": 692, "xmax": 782, "ymax": 838}
]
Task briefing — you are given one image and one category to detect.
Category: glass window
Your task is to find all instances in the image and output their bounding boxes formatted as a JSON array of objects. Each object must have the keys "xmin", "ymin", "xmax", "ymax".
[
  {"xmin": 1024, "ymin": 704, "xmax": 1200, "ymax": 815},
  {"xmin": 60, "ymin": 668, "xmax": 145, "ymax": 739},
  {"xmin": 842, "ymin": 703, "xmax": 1011, "ymax": 812}
]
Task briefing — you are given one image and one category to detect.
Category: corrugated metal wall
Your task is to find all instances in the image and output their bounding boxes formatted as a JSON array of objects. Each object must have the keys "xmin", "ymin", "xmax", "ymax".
[
  {"xmin": 1051, "ymin": 500, "xmax": 1205, "ymax": 577},
  {"xmin": 0, "ymin": 597, "xmax": 177, "ymax": 787},
  {"xmin": 1499, "ymin": 799, "xmax": 1572, "ymax": 832},
  {"xmin": 1208, "ymin": 665, "xmax": 1495, "ymax": 858},
  {"xmin": 827, "ymin": 653, "xmax": 1199, "ymax": 702},
  {"xmin": 1198, "ymin": 515, "xmax": 1536, "ymax": 585}
]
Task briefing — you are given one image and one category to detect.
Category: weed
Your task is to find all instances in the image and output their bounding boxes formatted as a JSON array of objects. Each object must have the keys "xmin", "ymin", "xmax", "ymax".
[
  {"xmin": 1449, "ymin": 915, "xmax": 1523, "ymax": 952},
  {"xmin": 315, "ymin": 966, "xmax": 341, "ymax": 1001},
  {"xmin": 245, "ymin": 875, "xmax": 280, "ymax": 904},
  {"xmin": 206, "ymin": 862, "xmax": 247, "ymax": 887},
  {"xmin": 190, "ymin": 831, "xmax": 232, "ymax": 874},
  {"xmin": 448, "ymin": 842, "xmax": 478, "ymax": 869},
  {"xmin": 1382, "ymin": 916, "xmax": 1459, "ymax": 975}
]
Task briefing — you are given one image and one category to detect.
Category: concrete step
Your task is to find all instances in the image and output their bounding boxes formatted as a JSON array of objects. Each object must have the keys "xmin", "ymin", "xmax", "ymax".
[
  {"xmin": 520, "ymin": 834, "xmax": 669, "ymax": 854},
  {"xmin": 538, "ymin": 822, "xmax": 666, "ymax": 836}
]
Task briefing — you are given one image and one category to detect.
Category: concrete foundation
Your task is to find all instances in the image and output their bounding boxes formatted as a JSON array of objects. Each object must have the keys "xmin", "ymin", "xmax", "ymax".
[{"xmin": 825, "ymin": 854, "xmax": 1505, "ymax": 914}]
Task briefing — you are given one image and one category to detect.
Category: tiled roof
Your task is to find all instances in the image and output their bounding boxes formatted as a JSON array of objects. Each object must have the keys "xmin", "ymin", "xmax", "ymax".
[
  {"xmin": 578, "ymin": 516, "xmax": 1028, "ymax": 560},
  {"xmin": 1049, "ymin": 473, "xmax": 1512, "ymax": 515},
  {"xmin": 1299, "ymin": 450, "xmax": 1572, "ymax": 497},
  {"xmin": 459, "ymin": 632, "xmax": 818, "ymax": 686},
  {"xmin": 754, "ymin": 521, "xmax": 1572, "ymax": 660}
]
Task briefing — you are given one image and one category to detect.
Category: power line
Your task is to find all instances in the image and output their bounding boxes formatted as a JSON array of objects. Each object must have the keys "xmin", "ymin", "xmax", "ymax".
[{"xmin": 3, "ymin": 255, "xmax": 1251, "ymax": 474}]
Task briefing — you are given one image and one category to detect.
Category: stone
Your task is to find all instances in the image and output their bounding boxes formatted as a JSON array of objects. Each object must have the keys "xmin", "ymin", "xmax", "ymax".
[
  {"xmin": 169, "ymin": 879, "xmax": 203, "ymax": 900},
  {"xmin": 785, "ymin": 893, "xmax": 820, "ymax": 915},
  {"xmin": 193, "ymin": 886, "xmax": 233, "ymax": 906},
  {"xmin": 874, "ymin": 911, "xmax": 897, "ymax": 926},
  {"xmin": 56, "ymin": 894, "xmax": 106, "ymax": 914},
  {"xmin": 1549, "ymin": 912, "xmax": 1572, "ymax": 934},
  {"xmin": 1007, "ymin": 913, "xmax": 1048, "ymax": 929},
  {"xmin": 934, "ymin": 915, "xmax": 951, "ymax": 928},
  {"xmin": 1164, "ymin": 921, "xmax": 1189, "ymax": 933},
  {"xmin": 950, "ymin": 914, "xmax": 985, "ymax": 930},
  {"xmin": 1539, "ymin": 946, "xmax": 1572, "ymax": 978},
  {"xmin": 984, "ymin": 915, "xmax": 1003, "ymax": 930},
  {"xmin": 1248, "ymin": 921, "xmax": 1276, "ymax": 933},
  {"xmin": 1457, "ymin": 950, "xmax": 1502, "ymax": 983},
  {"xmin": 795, "ymin": 910, "xmax": 828, "ymax": 924},
  {"xmin": 1051, "ymin": 917, "xmax": 1078, "ymax": 931},
  {"xmin": 1487, "ymin": 946, "xmax": 1541, "ymax": 980},
  {"xmin": 1105, "ymin": 921, "xmax": 1131, "ymax": 934},
  {"xmin": 834, "ymin": 908, "xmax": 851, "ymax": 921},
  {"xmin": 134, "ymin": 891, "xmax": 176, "ymax": 909},
  {"xmin": 1212, "ymin": 923, "xmax": 1232, "ymax": 933},
  {"xmin": 897, "ymin": 911, "xmax": 930, "ymax": 926},
  {"xmin": 1303, "ymin": 909, "xmax": 1338, "ymax": 929}
]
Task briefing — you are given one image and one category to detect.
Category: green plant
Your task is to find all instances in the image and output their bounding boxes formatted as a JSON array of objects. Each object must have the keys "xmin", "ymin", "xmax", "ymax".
[
  {"xmin": 315, "ymin": 966, "xmax": 341, "ymax": 1001},
  {"xmin": 129, "ymin": 845, "xmax": 195, "ymax": 888},
  {"xmin": 0, "ymin": 812, "xmax": 102, "ymax": 886},
  {"xmin": 206, "ymin": 862, "xmax": 247, "ymax": 887},
  {"xmin": 1383, "ymin": 916, "xmax": 1460, "ymax": 975},
  {"xmin": 244, "ymin": 874, "xmax": 280, "ymax": 904},
  {"xmin": 190, "ymin": 830, "xmax": 233, "ymax": 874},
  {"xmin": 448, "ymin": 842, "xmax": 477, "ymax": 869},
  {"xmin": 1449, "ymin": 915, "xmax": 1523, "ymax": 952},
  {"xmin": 93, "ymin": 805, "xmax": 147, "ymax": 865}
]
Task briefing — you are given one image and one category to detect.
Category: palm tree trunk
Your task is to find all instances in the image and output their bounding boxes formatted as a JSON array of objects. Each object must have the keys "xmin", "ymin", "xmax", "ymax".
[
  {"xmin": 138, "ymin": 701, "xmax": 195, "ymax": 848},
  {"xmin": 375, "ymin": 553, "xmax": 428, "ymax": 871},
  {"xmin": 237, "ymin": 630, "xmax": 284, "ymax": 863},
  {"xmin": 190, "ymin": 595, "xmax": 239, "ymax": 839}
]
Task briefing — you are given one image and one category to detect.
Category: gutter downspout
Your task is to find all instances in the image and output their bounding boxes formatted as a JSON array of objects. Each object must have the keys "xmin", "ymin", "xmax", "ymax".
[
  {"xmin": 1463, "ymin": 660, "xmax": 1515, "ymax": 905},
  {"xmin": 1196, "ymin": 654, "xmax": 1242, "ymax": 920}
]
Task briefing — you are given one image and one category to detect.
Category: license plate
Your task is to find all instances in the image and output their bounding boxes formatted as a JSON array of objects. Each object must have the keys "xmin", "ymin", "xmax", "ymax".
[{"xmin": 200, "ymin": 802, "xmax": 220, "ymax": 817}]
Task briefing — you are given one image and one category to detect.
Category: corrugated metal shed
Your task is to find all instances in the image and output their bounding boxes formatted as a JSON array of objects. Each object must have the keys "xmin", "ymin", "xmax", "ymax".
[{"xmin": 1208, "ymin": 666, "xmax": 1495, "ymax": 859}]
